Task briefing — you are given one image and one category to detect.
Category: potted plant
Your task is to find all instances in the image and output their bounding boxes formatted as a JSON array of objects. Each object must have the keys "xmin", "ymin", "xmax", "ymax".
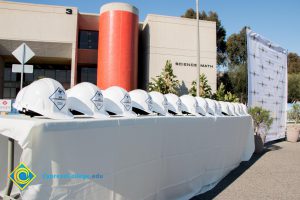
[
  {"xmin": 287, "ymin": 104, "xmax": 300, "ymax": 142},
  {"xmin": 248, "ymin": 107, "xmax": 273, "ymax": 153}
]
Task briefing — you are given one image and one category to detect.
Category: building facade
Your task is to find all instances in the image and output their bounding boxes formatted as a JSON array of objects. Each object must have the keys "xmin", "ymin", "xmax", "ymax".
[
  {"xmin": 0, "ymin": 1, "xmax": 216, "ymax": 99},
  {"xmin": 140, "ymin": 14, "xmax": 216, "ymax": 93}
]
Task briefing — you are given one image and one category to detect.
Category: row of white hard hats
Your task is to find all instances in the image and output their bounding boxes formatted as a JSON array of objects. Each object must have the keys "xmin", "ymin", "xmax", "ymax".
[{"xmin": 13, "ymin": 78, "xmax": 249, "ymax": 120}]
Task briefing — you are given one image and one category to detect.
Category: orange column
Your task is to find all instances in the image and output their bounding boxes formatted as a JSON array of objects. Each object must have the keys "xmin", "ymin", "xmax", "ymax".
[{"xmin": 97, "ymin": 3, "xmax": 139, "ymax": 91}]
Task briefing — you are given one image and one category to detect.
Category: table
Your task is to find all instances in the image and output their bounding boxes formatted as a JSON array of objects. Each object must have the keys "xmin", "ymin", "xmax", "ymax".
[{"xmin": 0, "ymin": 115, "xmax": 254, "ymax": 200}]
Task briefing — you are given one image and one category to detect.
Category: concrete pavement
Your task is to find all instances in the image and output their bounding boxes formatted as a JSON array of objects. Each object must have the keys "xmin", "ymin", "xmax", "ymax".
[{"xmin": 193, "ymin": 141, "xmax": 300, "ymax": 200}]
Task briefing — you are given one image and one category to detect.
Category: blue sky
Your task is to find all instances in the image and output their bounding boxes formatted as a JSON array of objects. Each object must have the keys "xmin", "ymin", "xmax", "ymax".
[{"xmin": 8, "ymin": 0, "xmax": 300, "ymax": 55}]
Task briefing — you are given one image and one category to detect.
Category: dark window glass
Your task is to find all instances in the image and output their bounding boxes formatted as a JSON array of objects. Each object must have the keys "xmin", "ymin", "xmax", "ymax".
[
  {"xmin": 89, "ymin": 68, "xmax": 97, "ymax": 83},
  {"xmin": 45, "ymin": 70, "xmax": 55, "ymax": 79},
  {"xmin": 11, "ymin": 71, "xmax": 16, "ymax": 81},
  {"xmin": 78, "ymin": 30, "xmax": 98, "ymax": 49},
  {"xmin": 10, "ymin": 88, "xmax": 16, "ymax": 97},
  {"xmin": 66, "ymin": 70, "xmax": 71, "ymax": 83},
  {"xmin": 4, "ymin": 68, "xmax": 11, "ymax": 81},
  {"xmin": 56, "ymin": 70, "xmax": 67, "ymax": 83},
  {"xmin": 34, "ymin": 69, "xmax": 45, "ymax": 80},
  {"xmin": 25, "ymin": 73, "xmax": 34, "ymax": 82},
  {"xmin": 78, "ymin": 67, "xmax": 97, "ymax": 85},
  {"xmin": 3, "ymin": 63, "xmax": 71, "ymax": 99},
  {"xmin": 3, "ymin": 88, "xmax": 10, "ymax": 98}
]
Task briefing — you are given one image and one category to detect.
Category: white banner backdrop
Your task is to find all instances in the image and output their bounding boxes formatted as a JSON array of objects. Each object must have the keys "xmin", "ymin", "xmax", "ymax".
[{"xmin": 247, "ymin": 29, "xmax": 288, "ymax": 142}]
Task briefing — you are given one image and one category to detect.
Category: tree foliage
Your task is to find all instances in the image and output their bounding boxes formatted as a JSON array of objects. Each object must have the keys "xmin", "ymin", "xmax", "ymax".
[
  {"xmin": 148, "ymin": 60, "xmax": 180, "ymax": 95},
  {"xmin": 226, "ymin": 27, "xmax": 248, "ymax": 103},
  {"xmin": 189, "ymin": 73, "xmax": 212, "ymax": 98},
  {"xmin": 228, "ymin": 64, "xmax": 248, "ymax": 103},
  {"xmin": 181, "ymin": 9, "xmax": 226, "ymax": 66},
  {"xmin": 213, "ymin": 83, "xmax": 239, "ymax": 102},
  {"xmin": 248, "ymin": 107, "xmax": 273, "ymax": 136},
  {"xmin": 217, "ymin": 72, "xmax": 233, "ymax": 93},
  {"xmin": 288, "ymin": 73, "xmax": 300, "ymax": 103},
  {"xmin": 288, "ymin": 104, "xmax": 300, "ymax": 123},
  {"xmin": 288, "ymin": 52, "xmax": 300, "ymax": 74},
  {"xmin": 226, "ymin": 27, "xmax": 248, "ymax": 66}
]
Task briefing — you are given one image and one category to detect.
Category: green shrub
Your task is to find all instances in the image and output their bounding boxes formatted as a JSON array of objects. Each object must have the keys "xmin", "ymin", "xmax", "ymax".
[
  {"xmin": 288, "ymin": 104, "xmax": 300, "ymax": 123},
  {"xmin": 248, "ymin": 106, "xmax": 273, "ymax": 136},
  {"xmin": 212, "ymin": 83, "xmax": 239, "ymax": 102},
  {"xmin": 189, "ymin": 74, "xmax": 212, "ymax": 98},
  {"xmin": 148, "ymin": 60, "xmax": 180, "ymax": 95}
]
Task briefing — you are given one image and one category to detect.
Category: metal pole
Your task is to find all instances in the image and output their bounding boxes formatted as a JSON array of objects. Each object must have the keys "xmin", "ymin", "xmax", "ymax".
[
  {"xmin": 4, "ymin": 45, "xmax": 25, "ymax": 198},
  {"xmin": 20, "ymin": 44, "xmax": 25, "ymax": 90},
  {"xmin": 196, "ymin": 0, "xmax": 200, "ymax": 97},
  {"xmin": 4, "ymin": 138, "xmax": 14, "ymax": 197}
]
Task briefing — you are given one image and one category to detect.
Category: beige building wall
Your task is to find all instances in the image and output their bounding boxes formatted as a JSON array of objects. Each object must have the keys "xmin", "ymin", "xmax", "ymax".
[
  {"xmin": 142, "ymin": 14, "xmax": 217, "ymax": 94},
  {"xmin": 0, "ymin": 1, "xmax": 78, "ymax": 86}
]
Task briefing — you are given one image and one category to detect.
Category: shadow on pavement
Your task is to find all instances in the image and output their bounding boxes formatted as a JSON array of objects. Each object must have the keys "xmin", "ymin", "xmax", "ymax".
[{"xmin": 191, "ymin": 142, "xmax": 283, "ymax": 200}]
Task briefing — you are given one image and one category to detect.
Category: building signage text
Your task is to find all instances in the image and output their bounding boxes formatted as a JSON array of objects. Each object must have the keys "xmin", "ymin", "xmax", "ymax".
[{"xmin": 175, "ymin": 62, "xmax": 214, "ymax": 68}]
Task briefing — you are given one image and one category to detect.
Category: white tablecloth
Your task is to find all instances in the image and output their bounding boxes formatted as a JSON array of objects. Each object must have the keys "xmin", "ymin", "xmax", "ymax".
[{"xmin": 0, "ymin": 115, "xmax": 254, "ymax": 200}]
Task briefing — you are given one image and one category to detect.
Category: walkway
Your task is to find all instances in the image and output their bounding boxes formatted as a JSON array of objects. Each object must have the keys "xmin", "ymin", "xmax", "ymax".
[{"xmin": 193, "ymin": 141, "xmax": 300, "ymax": 200}]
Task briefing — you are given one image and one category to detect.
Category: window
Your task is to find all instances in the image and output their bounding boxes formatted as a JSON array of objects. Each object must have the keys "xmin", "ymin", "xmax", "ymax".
[
  {"xmin": 3, "ymin": 63, "xmax": 71, "ymax": 99},
  {"xmin": 3, "ymin": 67, "xmax": 18, "ymax": 98},
  {"xmin": 78, "ymin": 67, "xmax": 97, "ymax": 84},
  {"xmin": 78, "ymin": 30, "xmax": 98, "ymax": 49}
]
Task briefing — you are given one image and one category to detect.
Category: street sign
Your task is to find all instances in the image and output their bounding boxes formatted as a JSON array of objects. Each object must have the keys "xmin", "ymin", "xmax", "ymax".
[
  {"xmin": 0, "ymin": 99, "xmax": 12, "ymax": 112},
  {"xmin": 12, "ymin": 64, "xmax": 33, "ymax": 73},
  {"xmin": 12, "ymin": 43, "xmax": 35, "ymax": 90},
  {"xmin": 12, "ymin": 43, "xmax": 35, "ymax": 64}
]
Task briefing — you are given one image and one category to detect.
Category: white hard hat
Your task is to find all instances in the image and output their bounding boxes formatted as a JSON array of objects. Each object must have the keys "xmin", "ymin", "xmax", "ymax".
[
  {"xmin": 232, "ymin": 103, "xmax": 241, "ymax": 116},
  {"xmin": 103, "ymin": 86, "xmax": 136, "ymax": 117},
  {"xmin": 148, "ymin": 91, "xmax": 169, "ymax": 116},
  {"xmin": 213, "ymin": 100, "xmax": 223, "ymax": 116},
  {"xmin": 236, "ymin": 103, "xmax": 243, "ymax": 115},
  {"xmin": 13, "ymin": 86, "xmax": 28, "ymax": 112},
  {"xmin": 219, "ymin": 101, "xmax": 230, "ymax": 115},
  {"xmin": 227, "ymin": 102, "xmax": 236, "ymax": 116},
  {"xmin": 195, "ymin": 97, "xmax": 207, "ymax": 116},
  {"xmin": 66, "ymin": 82, "xmax": 108, "ymax": 118},
  {"xmin": 237, "ymin": 103, "xmax": 245, "ymax": 115},
  {"xmin": 164, "ymin": 93, "xmax": 182, "ymax": 115},
  {"xmin": 129, "ymin": 89, "xmax": 153, "ymax": 115},
  {"xmin": 238, "ymin": 103, "xmax": 247, "ymax": 116},
  {"xmin": 20, "ymin": 78, "xmax": 73, "ymax": 119},
  {"xmin": 180, "ymin": 95, "xmax": 201, "ymax": 116},
  {"xmin": 241, "ymin": 103, "xmax": 249, "ymax": 115},
  {"xmin": 205, "ymin": 98, "xmax": 216, "ymax": 116}
]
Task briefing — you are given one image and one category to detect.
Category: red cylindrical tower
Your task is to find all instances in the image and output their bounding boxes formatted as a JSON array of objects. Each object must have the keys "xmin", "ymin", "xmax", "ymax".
[{"xmin": 97, "ymin": 3, "xmax": 139, "ymax": 91}]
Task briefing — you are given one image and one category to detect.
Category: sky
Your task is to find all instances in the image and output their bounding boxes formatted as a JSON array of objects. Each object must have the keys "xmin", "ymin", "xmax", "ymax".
[{"xmin": 6, "ymin": 0, "xmax": 300, "ymax": 55}]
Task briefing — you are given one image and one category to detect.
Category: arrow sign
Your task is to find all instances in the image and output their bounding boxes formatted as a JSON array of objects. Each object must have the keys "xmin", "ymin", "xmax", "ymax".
[{"xmin": 12, "ymin": 43, "xmax": 35, "ymax": 64}]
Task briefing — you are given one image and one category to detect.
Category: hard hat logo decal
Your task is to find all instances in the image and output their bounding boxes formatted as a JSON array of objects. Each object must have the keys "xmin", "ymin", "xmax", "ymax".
[
  {"xmin": 195, "ymin": 101, "xmax": 201, "ymax": 113},
  {"xmin": 49, "ymin": 87, "xmax": 66, "ymax": 110},
  {"xmin": 121, "ymin": 94, "xmax": 131, "ymax": 111},
  {"xmin": 177, "ymin": 99, "xmax": 182, "ymax": 112},
  {"xmin": 162, "ymin": 97, "xmax": 168, "ymax": 111},
  {"xmin": 91, "ymin": 91, "xmax": 104, "ymax": 111},
  {"xmin": 145, "ymin": 96, "xmax": 153, "ymax": 111}
]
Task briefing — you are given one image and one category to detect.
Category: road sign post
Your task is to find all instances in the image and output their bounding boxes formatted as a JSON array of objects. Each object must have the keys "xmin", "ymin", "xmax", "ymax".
[
  {"xmin": 12, "ymin": 43, "xmax": 35, "ymax": 89},
  {"xmin": 4, "ymin": 43, "xmax": 35, "ymax": 198}
]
